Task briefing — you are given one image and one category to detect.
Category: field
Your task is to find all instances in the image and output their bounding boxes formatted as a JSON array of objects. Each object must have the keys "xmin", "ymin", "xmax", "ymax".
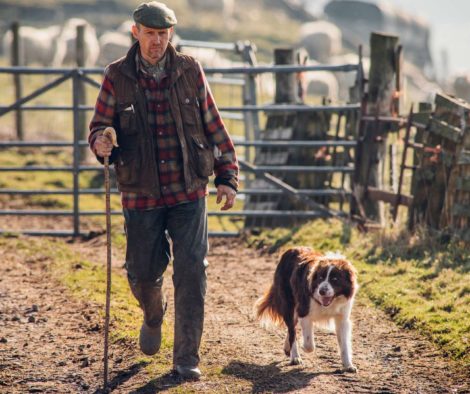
[{"xmin": 0, "ymin": 6, "xmax": 469, "ymax": 391}]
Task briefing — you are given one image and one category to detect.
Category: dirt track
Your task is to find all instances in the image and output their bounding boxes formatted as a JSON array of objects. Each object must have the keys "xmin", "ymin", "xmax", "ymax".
[{"xmin": 0, "ymin": 235, "xmax": 469, "ymax": 393}]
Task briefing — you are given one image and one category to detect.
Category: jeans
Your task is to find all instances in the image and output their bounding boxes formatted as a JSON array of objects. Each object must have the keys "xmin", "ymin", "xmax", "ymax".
[{"xmin": 124, "ymin": 198, "xmax": 208, "ymax": 367}]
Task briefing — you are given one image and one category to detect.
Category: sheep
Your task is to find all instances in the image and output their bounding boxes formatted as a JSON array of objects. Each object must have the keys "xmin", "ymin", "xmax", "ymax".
[
  {"xmin": 2, "ymin": 25, "xmax": 62, "ymax": 67},
  {"xmin": 298, "ymin": 20, "xmax": 342, "ymax": 63},
  {"xmin": 55, "ymin": 18, "xmax": 100, "ymax": 66},
  {"xmin": 97, "ymin": 31, "xmax": 132, "ymax": 66}
]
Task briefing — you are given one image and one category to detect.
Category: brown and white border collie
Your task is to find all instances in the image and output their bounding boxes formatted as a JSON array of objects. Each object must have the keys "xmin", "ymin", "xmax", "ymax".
[{"xmin": 255, "ymin": 247, "xmax": 358, "ymax": 372}]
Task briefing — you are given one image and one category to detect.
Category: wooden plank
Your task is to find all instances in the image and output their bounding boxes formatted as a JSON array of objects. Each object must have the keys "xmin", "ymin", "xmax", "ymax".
[
  {"xmin": 452, "ymin": 203, "xmax": 470, "ymax": 217},
  {"xmin": 457, "ymin": 150, "xmax": 470, "ymax": 165},
  {"xmin": 435, "ymin": 93, "xmax": 470, "ymax": 113},
  {"xmin": 456, "ymin": 176, "xmax": 470, "ymax": 191},
  {"xmin": 411, "ymin": 112, "xmax": 430, "ymax": 128},
  {"xmin": 367, "ymin": 187, "xmax": 413, "ymax": 207},
  {"xmin": 428, "ymin": 117, "xmax": 463, "ymax": 143}
]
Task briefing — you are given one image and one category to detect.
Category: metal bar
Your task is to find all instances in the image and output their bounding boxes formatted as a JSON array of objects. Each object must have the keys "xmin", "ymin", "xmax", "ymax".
[
  {"xmin": 0, "ymin": 188, "xmax": 350, "ymax": 196},
  {"xmin": 0, "ymin": 166, "xmax": 104, "ymax": 171},
  {"xmin": 0, "ymin": 71, "xmax": 74, "ymax": 116},
  {"xmin": 0, "ymin": 105, "xmax": 94, "ymax": 111},
  {"xmin": 406, "ymin": 142, "xmax": 424, "ymax": 149},
  {"xmin": 0, "ymin": 209, "xmax": 327, "ymax": 217},
  {"xmin": 178, "ymin": 39, "xmax": 238, "ymax": 51},
  {"xmin": 0, "ymin": 141, "xmax": 88, "ymax": 147},
  {"xmin": 0, "ymin": 138, "xmax": 356, "ymax": 148},
  {"xmin": 231, "ymin": 139, "xmax": 357, "ymax": 148},
  {"xmin": 361, "ymin": 115, "xmax": 407, "ymax": 124},
  {"xmin": 0, "ymin": 66, "xmax": 101, "ymax": 74},
  {"xmin": 219, "ymin": 104, "xmax": 360, "ymax": 112},
  {"xmin": 207, "ymin": 77, "xmax": 245, "ymax": 86},
  {"xmin": 1, "ymin": 104, "xmax": 361, "ymax": 113},
  {"xmin": 239, "ymin": 159, "xmax": 347, "ymax": 219},
  {"xmin": 0, "ymin": 229, "xmax": 240, "ymax": 237},
  {"xmin": 78, "ymin": 72, "xmax": 102, "ymax": 89},
  {"xmin": 251, "ymin": 165, "xmax": 354, "ymax": 173},
  {"xmin": 0, "ymin": 63, "xmax": 359, "ymax": 76},
  {"xmin": 72, "ymin": 71, "xmax": 80, "ymax": 236},
  {"xmin": 219, "ymin": 111, "xmax": 244, "ymax": 121},
  {"xmin": 0, "ymin": 165, "xmax": 353, "ymax": 172},
  {"xmin": 204, "ymin": 63, "xmax": 359, "ymax": 74}
]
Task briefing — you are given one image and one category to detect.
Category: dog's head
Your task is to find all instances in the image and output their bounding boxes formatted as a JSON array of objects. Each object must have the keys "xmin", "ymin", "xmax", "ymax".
[{"xmin": 309, "ymin": 252, "xmax": 357, "ymax": 307}]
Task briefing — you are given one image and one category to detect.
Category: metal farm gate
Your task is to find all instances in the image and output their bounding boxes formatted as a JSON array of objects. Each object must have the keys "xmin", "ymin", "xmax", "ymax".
[{"xmin": 0, "ymin": 39, "xmax": 363, "ymax": 237}]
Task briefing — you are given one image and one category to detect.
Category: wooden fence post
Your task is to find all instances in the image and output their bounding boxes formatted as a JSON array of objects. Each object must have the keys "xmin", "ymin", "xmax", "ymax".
[
  {"xmin": 353, "ymin": 32, "xmax": 399, "ymax": 224},
  {"xmin": 11, "ymin": 21, "xmax": 24, "ymax": 141},
  {"xmin": 76, "ymin": 25, "xmax": 87, "ymax": 162},
  {"xmin": 274, "ymin": 48, "xmax": 298, "ymax": 104}
]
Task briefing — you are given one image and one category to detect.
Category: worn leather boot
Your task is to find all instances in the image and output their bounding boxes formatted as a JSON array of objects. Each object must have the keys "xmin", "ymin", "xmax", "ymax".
[
  {"xmin": 140, "ymin": 321, "xmax": 162, "ymax": 356},
  {"xmin": 128, "ymin": 277, "xmax": 167, "ymax": 356},
  {"xmin": 175, "ymin": 365, "xmax": 202, "ymax": 380}
]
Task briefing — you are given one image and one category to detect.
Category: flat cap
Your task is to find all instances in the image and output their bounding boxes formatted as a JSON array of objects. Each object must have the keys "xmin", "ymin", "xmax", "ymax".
[{"xmin": 133, "ymin": 2, "xmax": 177, "ymax": 29}]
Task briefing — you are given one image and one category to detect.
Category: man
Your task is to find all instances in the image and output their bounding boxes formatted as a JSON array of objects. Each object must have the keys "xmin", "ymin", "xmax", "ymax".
[{"xmin": 88, "ymin": 1, "xmax": 238, "ymax": 380}]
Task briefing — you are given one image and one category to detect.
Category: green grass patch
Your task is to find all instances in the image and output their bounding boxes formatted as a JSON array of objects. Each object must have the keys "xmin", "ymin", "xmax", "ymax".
[{"xmin": 248, "ymin": 219, "xmax": 470, "ymax": 366}]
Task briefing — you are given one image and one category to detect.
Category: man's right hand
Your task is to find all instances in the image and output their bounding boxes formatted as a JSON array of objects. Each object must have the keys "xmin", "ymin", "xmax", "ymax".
[{"xmin": 94, "ymin": 134, "xmax": 114, "ymax": 157}]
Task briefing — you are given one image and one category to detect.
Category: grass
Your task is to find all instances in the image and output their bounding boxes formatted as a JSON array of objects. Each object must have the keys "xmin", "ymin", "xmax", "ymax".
[{"xmin": 248, "ymin": 219, "xmax": 470, "ymax": 367}]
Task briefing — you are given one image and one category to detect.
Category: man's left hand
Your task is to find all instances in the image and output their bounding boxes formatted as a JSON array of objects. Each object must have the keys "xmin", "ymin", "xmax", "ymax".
[{"xmin": 216, "ymin": 185, "xmax": 236, "ymax": 211}]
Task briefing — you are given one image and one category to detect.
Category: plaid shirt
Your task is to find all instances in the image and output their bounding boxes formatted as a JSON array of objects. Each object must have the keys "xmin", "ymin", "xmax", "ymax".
[{"xmin": 89, "ymin": 48, "xmax": 238, "ymax": 209}]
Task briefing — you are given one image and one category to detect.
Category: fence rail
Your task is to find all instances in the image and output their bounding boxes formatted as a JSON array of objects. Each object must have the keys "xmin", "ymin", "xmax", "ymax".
[{"xmin": 0, "ymin": 49, "xmax": 361, "ymax": 236}]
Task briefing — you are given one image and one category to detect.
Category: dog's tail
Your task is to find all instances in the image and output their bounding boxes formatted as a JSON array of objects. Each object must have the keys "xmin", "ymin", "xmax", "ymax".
[{"xmin": 254, "ymin": 284, "xmax": 284, "ymax": 327}]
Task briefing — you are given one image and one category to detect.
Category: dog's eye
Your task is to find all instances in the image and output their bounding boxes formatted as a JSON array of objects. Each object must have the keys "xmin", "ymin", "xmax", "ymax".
[{"xmin": 332, "ymin": 276, "xmax": 338, "ymax": 281}]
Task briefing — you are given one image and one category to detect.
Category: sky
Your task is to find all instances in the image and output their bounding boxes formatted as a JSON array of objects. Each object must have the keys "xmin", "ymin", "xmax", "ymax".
[{"xmin": 306, "ymin": 0, "xmax": 470, "ymax": 76}]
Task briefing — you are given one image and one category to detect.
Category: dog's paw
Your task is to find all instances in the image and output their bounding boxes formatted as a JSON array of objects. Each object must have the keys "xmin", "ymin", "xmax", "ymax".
[
  {"xmin": 342, "ymin": 364, "xmax": 357, "ymax": 373},
  {"xmin": 289, "ymin": 357, "xmax": 303, "ymax": 366},
  {"xmin": 302, "ymin": 342, "xmax": 315, "ymax": 353}
]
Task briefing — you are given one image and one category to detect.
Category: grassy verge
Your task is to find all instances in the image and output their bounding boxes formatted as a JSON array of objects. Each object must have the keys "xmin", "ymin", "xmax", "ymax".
[{"xmin": 247, "ymin": 219, "xmax": 470, "ymax": 367}]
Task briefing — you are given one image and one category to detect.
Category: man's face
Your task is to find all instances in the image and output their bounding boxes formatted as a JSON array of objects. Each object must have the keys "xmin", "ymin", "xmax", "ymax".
[{"xmin": 132, "ymin": 24, "xmax": 172, "ymax": 65}]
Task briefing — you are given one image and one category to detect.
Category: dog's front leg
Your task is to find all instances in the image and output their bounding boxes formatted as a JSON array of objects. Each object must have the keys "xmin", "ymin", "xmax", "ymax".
[
  {"xmin": 289, "ymin": 338, "xmax": 302, "ymax": 365},
  {"xmin": 299, "ymin": 316, "xmax": 314, "ymax": 353},
  {"xmin": 335, "ymin": 315, "xmax": 357, "ymax": 373},
  {"xmin": 286, "ymin": 322, "xmax": 302, "ymax": 365}
]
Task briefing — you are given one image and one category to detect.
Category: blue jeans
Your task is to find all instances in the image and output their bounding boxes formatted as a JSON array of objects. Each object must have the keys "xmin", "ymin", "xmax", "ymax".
[{"xmin": 124, "ymin": 198, "xmax": 208, "ymax": 367}]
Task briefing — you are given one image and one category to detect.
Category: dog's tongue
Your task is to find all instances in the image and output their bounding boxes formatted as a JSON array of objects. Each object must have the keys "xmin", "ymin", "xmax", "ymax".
[{"xmin": 321, "ymin": 297, "xmax": 333, "ymax": 307}]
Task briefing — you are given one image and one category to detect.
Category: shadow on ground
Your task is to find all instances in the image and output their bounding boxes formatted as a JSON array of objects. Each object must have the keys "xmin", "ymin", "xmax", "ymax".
[
  {"xmin": 127, "ymin": 370, "xmax": 189, "ymax": 393},
  {"xmin": 93, "ymin": 361, "xmax": 150, "ymax": 394},
  {"xmin": 222, "ymin": 360, "xmax": 340, "ymax": 393}
]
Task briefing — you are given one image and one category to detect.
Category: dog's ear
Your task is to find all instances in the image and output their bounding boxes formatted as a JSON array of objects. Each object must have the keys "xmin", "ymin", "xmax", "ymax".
[{"xmin": 291, "ymin": 261, "xmax": 311, "ymax": 318}]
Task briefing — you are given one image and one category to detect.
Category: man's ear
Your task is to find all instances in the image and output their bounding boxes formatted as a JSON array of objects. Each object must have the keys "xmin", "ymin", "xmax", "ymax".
[{"xmin": 131, "ymin": 24, "xmax": 139, "ymax": 41}]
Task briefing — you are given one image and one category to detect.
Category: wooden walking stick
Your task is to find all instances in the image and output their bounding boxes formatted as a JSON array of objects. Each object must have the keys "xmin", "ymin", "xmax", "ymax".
[{"xmin": 102, "ymin": 127, "xmax": 118, "ymax": 390}]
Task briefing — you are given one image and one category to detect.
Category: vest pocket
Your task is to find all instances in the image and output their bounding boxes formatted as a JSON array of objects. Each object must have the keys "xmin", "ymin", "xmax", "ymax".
[
  {"xmin": 118, "ymin": 103, "xmax": 137, "ymax": 135},
  {"xmin": 115, "ymin": 150, "xmax": 140, "ymax": 185},
  {"xmin": 190, "ymin": 135, "xmax": 214, "ymax": 177}
]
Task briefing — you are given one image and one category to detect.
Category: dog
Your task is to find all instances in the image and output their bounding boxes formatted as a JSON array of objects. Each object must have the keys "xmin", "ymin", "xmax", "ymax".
[{"xmin": 255, "ymin": 247, "xmax": 358, "ymax": 372}]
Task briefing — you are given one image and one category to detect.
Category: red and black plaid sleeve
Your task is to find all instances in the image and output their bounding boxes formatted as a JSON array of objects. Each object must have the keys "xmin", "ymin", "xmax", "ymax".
[
  {"xmin": 88, "ymin": 67, "xmax": 116, "ymax": 151},
  {"xmin": 196, "ymin": 62, "xmax": 239, "ymax": 191}
]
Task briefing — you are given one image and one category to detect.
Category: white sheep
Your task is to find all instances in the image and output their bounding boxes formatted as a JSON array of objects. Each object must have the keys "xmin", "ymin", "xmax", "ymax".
[
  {"xmin": 55, "ymin": 18, "xmax": 100, "ymax": 66},
  {"xmin": 298, "ymin": 20, "xmax": 342, "ymax": 63},
  {"xmin": 3, "ymin": 25, "xmax": 62, "ymax": 67},
  {"xmin": 97, "ymin": 31, "xmax": 132, "ymax": 66}
]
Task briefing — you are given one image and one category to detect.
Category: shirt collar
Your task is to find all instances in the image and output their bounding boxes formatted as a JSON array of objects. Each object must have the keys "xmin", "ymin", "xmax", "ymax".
[{"xmin": 136, "ymin": 50, "xmax": 167, "ymax": 78}]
